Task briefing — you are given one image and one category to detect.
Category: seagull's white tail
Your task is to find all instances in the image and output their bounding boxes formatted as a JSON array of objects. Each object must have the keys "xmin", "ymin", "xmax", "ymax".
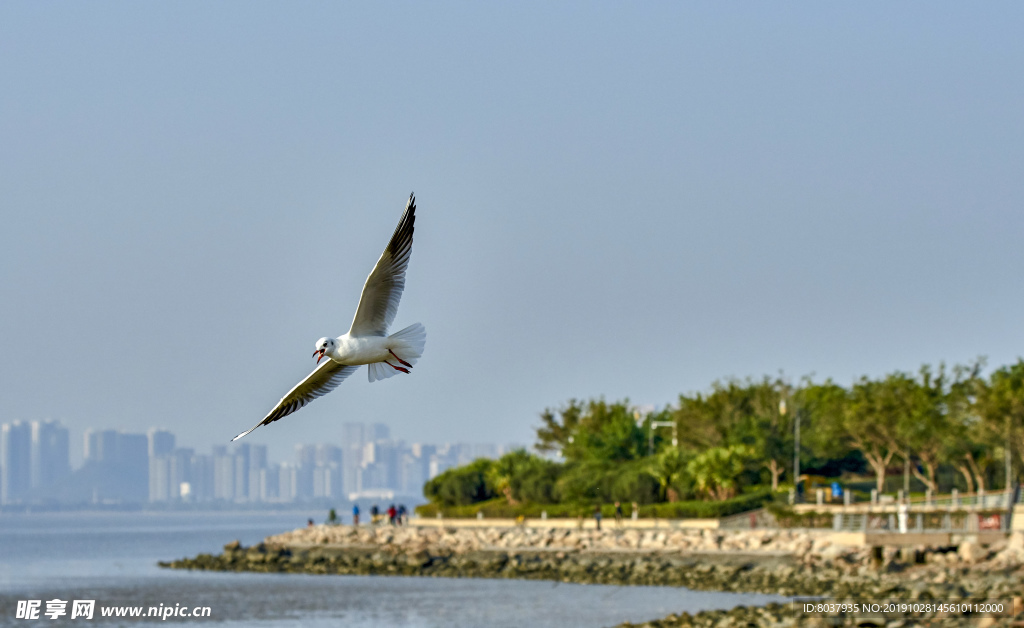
[{"xmin": 368, "ymin": 323, "xmax": 426, "ymax": 383}]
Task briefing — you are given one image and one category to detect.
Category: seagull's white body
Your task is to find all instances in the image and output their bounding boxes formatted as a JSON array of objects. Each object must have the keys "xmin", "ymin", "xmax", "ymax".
[
  {"xmin": 330, "ymin": 335, "xmax": 393, "ymax": 365},
  {"xmin": 323, "ymin": 329, "xmax": 426, "ymax": 381},
  {"xmin": 232, "ymin": 194, "xmax": 425, "ymax": 441}
]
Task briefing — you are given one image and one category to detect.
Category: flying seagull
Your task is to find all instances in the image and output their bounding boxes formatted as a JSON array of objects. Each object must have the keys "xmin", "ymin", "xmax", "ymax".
[{"xmin": 232, "ymin": 193, "xmax": 426, "ymax": 441}]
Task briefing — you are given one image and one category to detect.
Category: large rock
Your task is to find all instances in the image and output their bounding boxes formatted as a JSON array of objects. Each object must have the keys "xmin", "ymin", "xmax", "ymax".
[{"xmin": 957, "ymin": 541, "xmax": 982, "ymax": 563}]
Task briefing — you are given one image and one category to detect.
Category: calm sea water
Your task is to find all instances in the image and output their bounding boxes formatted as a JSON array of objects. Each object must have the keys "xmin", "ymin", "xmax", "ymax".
[{"xmin": 0, "ymin": 511, "xmax": 784, "ymax": 627}]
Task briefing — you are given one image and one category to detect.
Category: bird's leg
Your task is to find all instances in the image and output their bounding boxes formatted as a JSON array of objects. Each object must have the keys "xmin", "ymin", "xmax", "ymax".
[
  {"xmin": 385, "ymin": 361, "xmax": 410, "ymax": 374},
  {"xmin": 388, "ymin": 349, "xmax": 413, "ymax": 369}
]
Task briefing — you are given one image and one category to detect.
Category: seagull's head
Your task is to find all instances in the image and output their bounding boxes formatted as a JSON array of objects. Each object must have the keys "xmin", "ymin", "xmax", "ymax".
[{"xmin": 313, "ymin": 338, "xmax": 335, "ymax": 364}]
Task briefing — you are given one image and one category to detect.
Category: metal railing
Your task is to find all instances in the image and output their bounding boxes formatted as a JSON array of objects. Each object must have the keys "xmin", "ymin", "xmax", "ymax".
[
  {"xmin": 830, "ymin": 510, "xmax": 1010, "ymax": 533},
  {"xmin": 919, "ymin": 490, "xmax": 1010, "ymax": 509},
  {"xmin": 718, "ymin": 488, "xmax": 1016, "ymax": 532}
]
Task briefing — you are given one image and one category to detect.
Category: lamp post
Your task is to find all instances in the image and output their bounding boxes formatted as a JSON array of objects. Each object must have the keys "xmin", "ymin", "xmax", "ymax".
[
  {"xmin": 637, "ymin": 406, "xmax": 677, "ymax": 453},
  {"xmin": 780, "ymin": 398, "xmax": 801, "ymax": 503},
  {"xmin": 1007, "ymin": 414, "xmax": 1013, "ymax": 501},
  {"xmin": 650, "ymin": 420, "xmax": 677, "ymax": 451}
]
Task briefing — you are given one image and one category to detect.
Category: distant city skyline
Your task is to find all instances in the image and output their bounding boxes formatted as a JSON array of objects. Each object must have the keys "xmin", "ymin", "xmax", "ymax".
[{"xmin": 0, "ymin": 418, "xmax": 524, "ymax": 509}]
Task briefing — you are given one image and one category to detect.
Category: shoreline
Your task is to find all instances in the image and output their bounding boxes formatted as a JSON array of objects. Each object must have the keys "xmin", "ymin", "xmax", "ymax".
[{"xmin": 161, "ymin": 524, "xmax": 1024, "ymax": 627}]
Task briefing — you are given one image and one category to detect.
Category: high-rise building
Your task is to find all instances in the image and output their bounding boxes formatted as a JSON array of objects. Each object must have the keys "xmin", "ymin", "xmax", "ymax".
[
  {"xmin": 342, "ymin": 423, "xmax": 365, "ymax": 447},
  {"xmin": 294, "ymin": 444, "xmax": 316, "ymax": 499},
  {"xmin": 213, "ymin": 447, "xmax": 235, "ymax": 501},
  {"xmin": 79, "ymin": 429, "xmax": 148, "ymax": 503},
  {"xmin": 341, "ymin": 423, "xmax": 367, "ymax": 495},
  {"xmin": 84, "ymin": 429, "xmax": 118, "ymax": 463},
  {"xmin": 313, "ymin": 463, "xmax": 341, "ymax": 498},
  {"xmin": 1, "ymin": 422, "xmax": 32, "ymax": 505},
  {"xmin": 150, "ymin": 445, "xmax": 194, "ymax": 502},
  {"xmin": 360, "ymin": 440, "xmax": 400, "ymax": 491},
  {"xmin": 233, "ymin": 443, "xmax": 250, "ymax": 502},
  {"xmin": 398, "ymin": 449, "xmax": 425, "ymax": 494},
  {"xmin": 315, "ymin": 444, "xmax": 342, "ymax": 466},
  {"xmin": 189, "ymin": 453, "xmax": 215, "ymax": 501},
  {"xmin": 149, "ymin": 455, "xmax": 172, "ymax": 502},
  {"xmin": 278, "ymin": 463, "xmax": 298, "ymax": 502},
  {"xmin": 116, "ymin": 433, "xmax": 148, "ymax": 502},
  {"xmin": 30, "ymin": 420, "xmax": 69, "ymax": 492},
  {"xmin": 257, "ymin": 465, "xmax": 279, "ymax": 502},
  {"xmin": 412, "ymin": 443, "xmax": 437, "ymax": 483},
  {"xmin": 147, "ymin": 429, "xmax": 175, "ymax": 458},
  {"xmin": 248, "ymin": 445, "xmax": 267, "ymax": 502},
  {"xmin": 170, "ymin": 448, "xmax": 194, "ymax": 500}
]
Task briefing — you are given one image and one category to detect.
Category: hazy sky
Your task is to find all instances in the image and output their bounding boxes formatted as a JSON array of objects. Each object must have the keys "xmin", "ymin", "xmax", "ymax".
[{"xmin": 2, "ymin": 3, "xmax": 1023, "ymax": 465}]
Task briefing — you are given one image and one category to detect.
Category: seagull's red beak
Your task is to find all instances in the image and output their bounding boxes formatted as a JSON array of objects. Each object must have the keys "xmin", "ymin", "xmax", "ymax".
[{"xmin": 314, "ymin": 349, "xmax": 325, "ymax": 364}]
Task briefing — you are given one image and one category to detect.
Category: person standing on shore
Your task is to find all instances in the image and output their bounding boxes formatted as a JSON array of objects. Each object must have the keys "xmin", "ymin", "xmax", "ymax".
[
  {"xmin": 631, "ymin": 502, "xmax": 639, "ymax": 521},
  {"xmin": 614, "ymin": 502, "xmax": 623, "ymax": 527},
  {"xmin": 594, "ymin": 503, "xmax": 602, "ymax": 530},
  {"xmin": 352, "ymin": 504, "xmax": 360, "ymax": 527}
]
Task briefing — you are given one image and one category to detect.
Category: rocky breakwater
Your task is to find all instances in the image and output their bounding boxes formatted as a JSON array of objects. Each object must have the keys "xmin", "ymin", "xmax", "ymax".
[
  {"xmin": 161, "ymin": 525, "xmax": 1024, "ymax": 626},
  {"xmin": 161, "ymin": 525, "xmax": 858, "ymax": 592},
  {"xmin": 613, "ymin": 533, "xmax": 1024, "ymax": 628}
]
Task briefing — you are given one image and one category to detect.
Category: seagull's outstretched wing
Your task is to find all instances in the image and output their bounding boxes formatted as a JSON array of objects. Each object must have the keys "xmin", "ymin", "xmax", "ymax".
[
  {"xmin": 348, "ymin": 193, "xmax": 416, "ymax": 337},
  {"xmin": 232, "ymin": 361, "xmax": 361, "ymax": 441}
]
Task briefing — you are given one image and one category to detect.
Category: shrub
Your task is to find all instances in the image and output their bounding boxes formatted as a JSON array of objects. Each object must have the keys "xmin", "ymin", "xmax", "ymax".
[
  {"xmin": 414, "ymin": 489, "xmax": 774, "ymax": 519},
  {"xmin": 640, "ymin": 489, "xmax": 774, "ymax": 518}
]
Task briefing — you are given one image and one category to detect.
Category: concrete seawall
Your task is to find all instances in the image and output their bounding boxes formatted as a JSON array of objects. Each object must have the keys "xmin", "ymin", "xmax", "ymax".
[{"xmin": 265, "ymin": 522, "xmax": 1016, "ymax": 562}]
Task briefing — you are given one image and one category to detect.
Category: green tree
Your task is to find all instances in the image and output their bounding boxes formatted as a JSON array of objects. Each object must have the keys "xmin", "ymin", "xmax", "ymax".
[
  {"xmin": 841, "ymin": 375, "xmax": 905, "ymax": 494},
  {"xmin": 898, "ymin": 365, "xmax": 953, "ymax": 494},
  {"xmin": 798, "ymin": 379, "xmax": 853, "ymax": 468},
  {"xmin": 672, "ymin": 380, "xmax": 754, "ymax": 451},
  {"xmin": 536, "ymin": 400, "xmax": 585, "ymax": 454},
  {"xmin": 944, "ymin": 409, "xmax": 990, "ymax": 494},
  {"xmin": 423, "ymin": 458, "xmax": 495, "ymax": 506},
  {"xmin": 974, "ymin": 358, "xmax": 1024, "ymax": 475},
  {"xmin": 538, "ymin": 399, "xmax": 647, "ymax": 463},
  {"xmin": 486, "ymin": 449, "xmax": 533, "ymax": 505},
  {"xmin": 687, "ymin": 445, "xmax": 750, "ymax": 501},
  {"xmin": 741, "ymin": 378, "xmax": 791, "ymax": 490},
  {"xmin": 936, "ymin": 364, "xmax": 979, "ymax": 493},
  {"xmin": 974, "ymin": 360, "xmax": 1024, "ymax": 488},
  {"xmin": 512, "ymin": 456, "xmax": 562, "ymax": 504},
  {"xmin": 647, "ymin": 447, "xmax": 691, "ymax": 502},
  {"xmin": 673, "ymin": 377, "xmax": 798, "ymax": 490}
]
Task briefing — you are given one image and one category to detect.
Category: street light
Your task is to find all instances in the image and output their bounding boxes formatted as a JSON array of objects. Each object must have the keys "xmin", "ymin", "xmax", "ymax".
[
  {"xmin": 1006, "ymin": 414, "xmax": 1013, "ymax": 502},
  {"xmin": 649, "ymin": 419, "xmax": 677, "ymax": 451},
  {"xmin": 780, "ymin": 398, "xmax": 800, "ymax": 503}
]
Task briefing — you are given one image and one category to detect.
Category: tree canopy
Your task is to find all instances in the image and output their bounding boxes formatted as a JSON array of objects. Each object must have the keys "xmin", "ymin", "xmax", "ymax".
[{"xmin": 424, "ymin": 358, "xmax": 1024, "ymax": 510}]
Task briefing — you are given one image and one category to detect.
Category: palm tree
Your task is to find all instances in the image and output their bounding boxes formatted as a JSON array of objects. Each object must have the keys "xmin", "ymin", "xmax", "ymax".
[
  {"xmin": 687, "ymin": 445, "xmax": 750, "ymax": 501},
  {"xmin": 647, "ymin": 447, "xmax": 689, "ymax": 502},
  {"xmin": 486, "ymin": 449, "xmax": 533, "ymax": 505}
]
